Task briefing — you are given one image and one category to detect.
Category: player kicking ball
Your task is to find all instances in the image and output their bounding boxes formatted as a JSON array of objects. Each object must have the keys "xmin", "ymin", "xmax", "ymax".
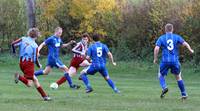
[
  {"xmin": 11, "ymin": 28, "xmax": 51, "ymax": 101},
  {"xmin": 34, "ymin": 27, "xmax": 80, "ymax": 89},
  {"xmin": 50, "ymin": 33, "xmax": 91, "ymax": 89},
  {"xmin": 79, "ymin": 34, "xmax": 120, "ymax": 93},
  {"xmin": 154, "ymin": 23, "xmax": 194, "ymax": 100}
]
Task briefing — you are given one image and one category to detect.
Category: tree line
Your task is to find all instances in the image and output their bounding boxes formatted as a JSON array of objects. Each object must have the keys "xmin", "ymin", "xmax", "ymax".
[{"xmin": 0, "ymin": 0, "xmax": 199, "ymax": 65}]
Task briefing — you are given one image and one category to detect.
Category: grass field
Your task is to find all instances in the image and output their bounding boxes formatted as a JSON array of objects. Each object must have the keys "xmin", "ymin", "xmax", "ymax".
[{"xmin": 0, "ymin": 54, "xmax": 200, "ymax": 111}]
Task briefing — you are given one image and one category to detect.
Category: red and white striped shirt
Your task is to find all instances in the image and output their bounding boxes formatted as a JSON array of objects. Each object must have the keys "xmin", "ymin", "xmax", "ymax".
[{"xmin": 72, "ymin": 41, "xmax": 87, "ymax": 58}]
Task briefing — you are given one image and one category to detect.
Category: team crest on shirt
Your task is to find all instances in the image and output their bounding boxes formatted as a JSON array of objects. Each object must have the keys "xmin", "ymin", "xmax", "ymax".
[
  {"xmin": 54, "ymin": 38, "xmax": 61, "ymax": 47},
  {"xmin": 55, "ymin": 43, "xmax": 60, "ymax": 47}
]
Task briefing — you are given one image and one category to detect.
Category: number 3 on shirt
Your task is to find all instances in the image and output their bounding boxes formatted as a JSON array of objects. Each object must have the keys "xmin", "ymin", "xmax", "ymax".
[
  {"xmin": 167, "ymin": 39, "xmax": 174, "ymax": 51},
  {"xmin": 97, "ymin": 47, "xmax": 102, "ymax": 57}
]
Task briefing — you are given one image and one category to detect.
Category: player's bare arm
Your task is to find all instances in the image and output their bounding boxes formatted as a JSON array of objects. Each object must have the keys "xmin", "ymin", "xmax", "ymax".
[
  {"xmin": 182, "ymin": 41, "xmax": 194, "ymax": 54},
  {"xmin": 35, "ymin": 48, "xmax": 42, "ymax": 68},
  {"xmin": 107, "ymin": 52, "xmax": 116, "ymax": 66},
  {"xmin": 11, "ymin": 38, "xmax": 22, "ymax": 54},
  {"xmin": 62, "ymin": 40, "xmax": 76, "ymax": 48},
  {"xmin": 37, "ymin": 42, "xmax": 46, "ymax": 56},
  {"xmin": 153, "ymin": 46, "xmax": 160, "ymax": 64}
]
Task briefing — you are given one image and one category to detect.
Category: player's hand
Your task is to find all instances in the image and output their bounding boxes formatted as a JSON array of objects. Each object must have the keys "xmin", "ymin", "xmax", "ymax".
[
  {"xmin": 70, "ymin": 40, "xmax": 76, "ymax": 44},
  {"xmin": 190, "ymin": 49, "xmax": 194, "ymax": 54},
  {"xmin": 39, "ymin": 64, "xmax": 42, "ymax": 69},
  {"xmin": 112, "ymin": 62, "xmax": 117, "ymax": 66},
  {"xmin": 153, "ymin": 59, "xmax": 157, "ymax": 64}
]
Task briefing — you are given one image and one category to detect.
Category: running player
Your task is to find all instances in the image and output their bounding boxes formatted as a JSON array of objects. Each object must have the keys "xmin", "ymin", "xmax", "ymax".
[
  {"xmin": 34, "ymin": 27, "xmax": 79, "ymax": 89},
  {"xmin": 12, "ymin": 28, "xmax": 51, "ymax": 101},
  {"xmin": 79, "ymin": 34, "xmax": 120, "ymax": 93},
  {"xmin": 51, "ymin": 33, "xmax": 91, "ymax": 88},
  {"xmin": 154, "ymin": 23, "xmax": 194, "ymax": 99}
]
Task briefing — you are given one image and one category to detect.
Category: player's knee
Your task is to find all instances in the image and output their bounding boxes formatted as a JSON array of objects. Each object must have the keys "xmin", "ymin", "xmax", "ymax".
[
  {"xmin": 175, "ymin": 74, "xmax": 182, "ymax": 81},
  {"xmin": 43, "ymin": 70, "xmax": 49, "ymax": 75},
  {"xmin": 27, "ymin": 81, "xmax": 33, "ymax": 87},
  {"xmin": 104, "ymin": 76, "xmax": 110, "ymax": 80},
  {"xmin": 69, "ymin": 67, "xmax": 76, "ymax": 75}
]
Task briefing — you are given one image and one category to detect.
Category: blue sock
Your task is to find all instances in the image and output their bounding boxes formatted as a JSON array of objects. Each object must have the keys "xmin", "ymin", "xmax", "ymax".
[
  {"xmin": 107, "ymin": 79, "xmax": 116, "ymax": 91},
  {"xmin": 81, "ymin": 73, "xmax": 91, "ymax": 89},
  {"xmin": 177, "ymin": 80, "xmax": 187, "ymax": 96},
  {"xmin": 34, "ymin": 70, "xmax": 44, "ymax": 76},
  {"xmin": 64, "ymin": 73, "xmax": 73, "ymax": 87},
  {"xmin": 159, "ymin": 75, "xmax": 167, "ymax": 90}
]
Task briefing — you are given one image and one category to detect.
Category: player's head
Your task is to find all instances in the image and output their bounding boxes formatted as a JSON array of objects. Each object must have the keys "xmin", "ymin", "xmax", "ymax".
[
  {"xmin": 82, "ymin": 33, "xmax": 90, "ymax": 45},
  {"xmin": 92, "ymin": 33, "xmax": 100, "ymax": 42},
  {"xmin": 54, "ymin": 27, "xmax": 63, "ymax": 37},
  {"xmin": 27, "ymin": 28, "xmax": 40, "ymax": 38},
  {"xmin": 165, "ymin": 23, "xmax": 173, "ymax": 33}
]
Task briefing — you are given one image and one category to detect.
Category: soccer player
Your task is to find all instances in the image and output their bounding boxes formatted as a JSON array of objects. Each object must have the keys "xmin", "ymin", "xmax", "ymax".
[
  {"xmin": 11, "ymin": 28, "xmax": 51, "ymax": 101},
  {"xmin": 34, "ymin": 27, "xmax": 80, "ymax": 89},
  {"xmin": 79, "ymin": 34, "xmax": 120, "ymax": 93},
  {"xmin": 51, "ymin": 33, "xmax": 91, "ymax": 88},
  {"xmin": 154, "ymin": 23, "xmax": 194, "ymax": 99}
]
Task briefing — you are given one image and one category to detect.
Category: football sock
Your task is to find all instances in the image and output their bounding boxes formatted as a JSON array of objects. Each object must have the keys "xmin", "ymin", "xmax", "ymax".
[
  {"xmin": 64, "ymin": 73, "xmax": 73, "ymax": 87},
  {"xmin": 106, "ymin": 79, "xmax": 116, "ymax": 90},
  {"xmin": 81, "ymin": 73, "xmax": 91, "ymax": 88},
  {"xmin": 34, "ymin": 70, "xmax": 44, "ymax": 76},
  {"xmin": 37, "ymin": 86, "xmax": 47, "ymax": 97},
  {"xmin": 19, "ymin": 75, "xmax": 28, "ymax": 85},
  {"xmin": 177, "ymin": 80, "xmax": 187, "ymax": 96},
  {"xmin": 159, "ymin": 75, "xmax": 167, "ymax": 90},
  {"xmin": 56, "ymin": 76, "xmax": 66, "ymax": 85}
]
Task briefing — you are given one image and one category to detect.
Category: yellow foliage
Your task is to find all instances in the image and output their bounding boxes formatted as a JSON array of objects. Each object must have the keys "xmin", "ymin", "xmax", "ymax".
[
  {"xmin": 69, "ymin": 0, "xmax": 120, "ymax": 35},
  {"xmin": 40, "ymin": 0, "xmax": 64, "ymax": 20},
  {"xmin": 96, "ymin": 0, "xmax": 116, "ymax": 12},
  {"xmin": 69, "ymin": 0, "xmax": 94, "ymax": 18}
]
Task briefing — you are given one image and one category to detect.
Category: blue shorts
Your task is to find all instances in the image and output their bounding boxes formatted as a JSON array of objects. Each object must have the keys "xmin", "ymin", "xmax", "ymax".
[
  {"xmin": 83, "ymin": 63, "xmax": 109, "ymax": 77},
  {"xmin": 159, "ymin": 62, "xmax": 181, "ymax": 76},
  {"xmin": 46, "ymin": 58, "xmax": 65, "ymax": 68}
]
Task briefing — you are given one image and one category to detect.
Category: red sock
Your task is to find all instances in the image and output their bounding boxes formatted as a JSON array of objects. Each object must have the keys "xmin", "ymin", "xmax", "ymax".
[
  {"xmin": 56, "ymin": 76, "xmax": 66, "ymax": 85},
  {"xmin": 19, "ymin": 75, "xmax": 28, "ymax": 85},
  {"xmin": 37, "ymin": 86, "xmax": 47, "ymax": 97}
]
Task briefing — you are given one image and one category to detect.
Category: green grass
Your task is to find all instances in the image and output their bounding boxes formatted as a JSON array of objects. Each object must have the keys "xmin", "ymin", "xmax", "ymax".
[{"xmin": 0, "ymin": 54, "xmax": 200, "ymax": 111}]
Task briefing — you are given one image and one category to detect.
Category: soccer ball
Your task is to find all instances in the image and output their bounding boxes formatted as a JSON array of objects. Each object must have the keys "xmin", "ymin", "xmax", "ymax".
[{"xmin": 50, "ymin": 82, "xmax": 58, "ymax": 90}]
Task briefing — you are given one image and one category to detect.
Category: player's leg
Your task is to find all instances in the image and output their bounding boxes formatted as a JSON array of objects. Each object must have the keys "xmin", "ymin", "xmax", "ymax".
[
  {"xmin": 79, "ymin": 65, "xmax": 96, "ymax": 93},
  {"xmin": 56, "ymin": 66, "xmax": 77, "ymax": 86},
  {"xmin": 16, "ymin": 61, "xmax": 34, "ymax": 87},
  {"xmin": 159, "ymin": 62, "xmax": 169, "ymax": 98},
  {"xmin": 57, "ymin": 60, "xmax": 80, "ymax": 89},
  {"xmin": 33, "ymin": 76, "xmax": 51, "ymax": 101},
  {"xmin": 79, "ymin": 60, "xmax": 91, "ymax": 67},
  {"xmin": 14, "ymin": 73, "xmax": 32, "ymax": 87},
  {"xmin": 172, "ymin": 63, "xmax": 187, "ymax": 99},
  {"xmin": 34, "ymin": 66, "xmax": 52, "ymax": 76},
  {"xmin": 99, "ymin": 66, "xmax": 119, "ymax": 93}
]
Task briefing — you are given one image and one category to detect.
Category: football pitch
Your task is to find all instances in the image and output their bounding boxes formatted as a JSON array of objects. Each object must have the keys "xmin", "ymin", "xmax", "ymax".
[{"xmin": 0, "ymin": 55, "xmax": 200, "ymax": 111}]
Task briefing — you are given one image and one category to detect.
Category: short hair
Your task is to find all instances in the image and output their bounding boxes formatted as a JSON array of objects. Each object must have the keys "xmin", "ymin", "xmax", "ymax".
[
  {"xmin": 92, "ymin": 33, "xmax": 100, "ymax": 41},
  {"xmin": 55, "ymin": 27, "xmax": 62, "ymax": 32},
  {"xmin": 165, "ymin": 23, "xmax": 173, "ymax": 32},
  {"xmin": 82, "ymin": 33, "xmax": 90, "ymax": 38},
  {"xmin": 27, "ymin": 28, "xmax": 40, "ymax": 38}
]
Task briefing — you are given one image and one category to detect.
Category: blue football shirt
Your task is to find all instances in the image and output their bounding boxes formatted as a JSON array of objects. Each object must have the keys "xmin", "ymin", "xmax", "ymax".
[
  {"xmin": 19, "ymin": 37, "xmax": 38, "ymax": 63},
  {"xmin": 87, "ymin": 41, "xmax": 109, "ymax": 65},
  {"xmin": 156, "ymin": 33, "xmax": 185, "ymax": 63},
  {"xmin": 45, "ymin": 35, "xmax": 63, "ymax": 60}
]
